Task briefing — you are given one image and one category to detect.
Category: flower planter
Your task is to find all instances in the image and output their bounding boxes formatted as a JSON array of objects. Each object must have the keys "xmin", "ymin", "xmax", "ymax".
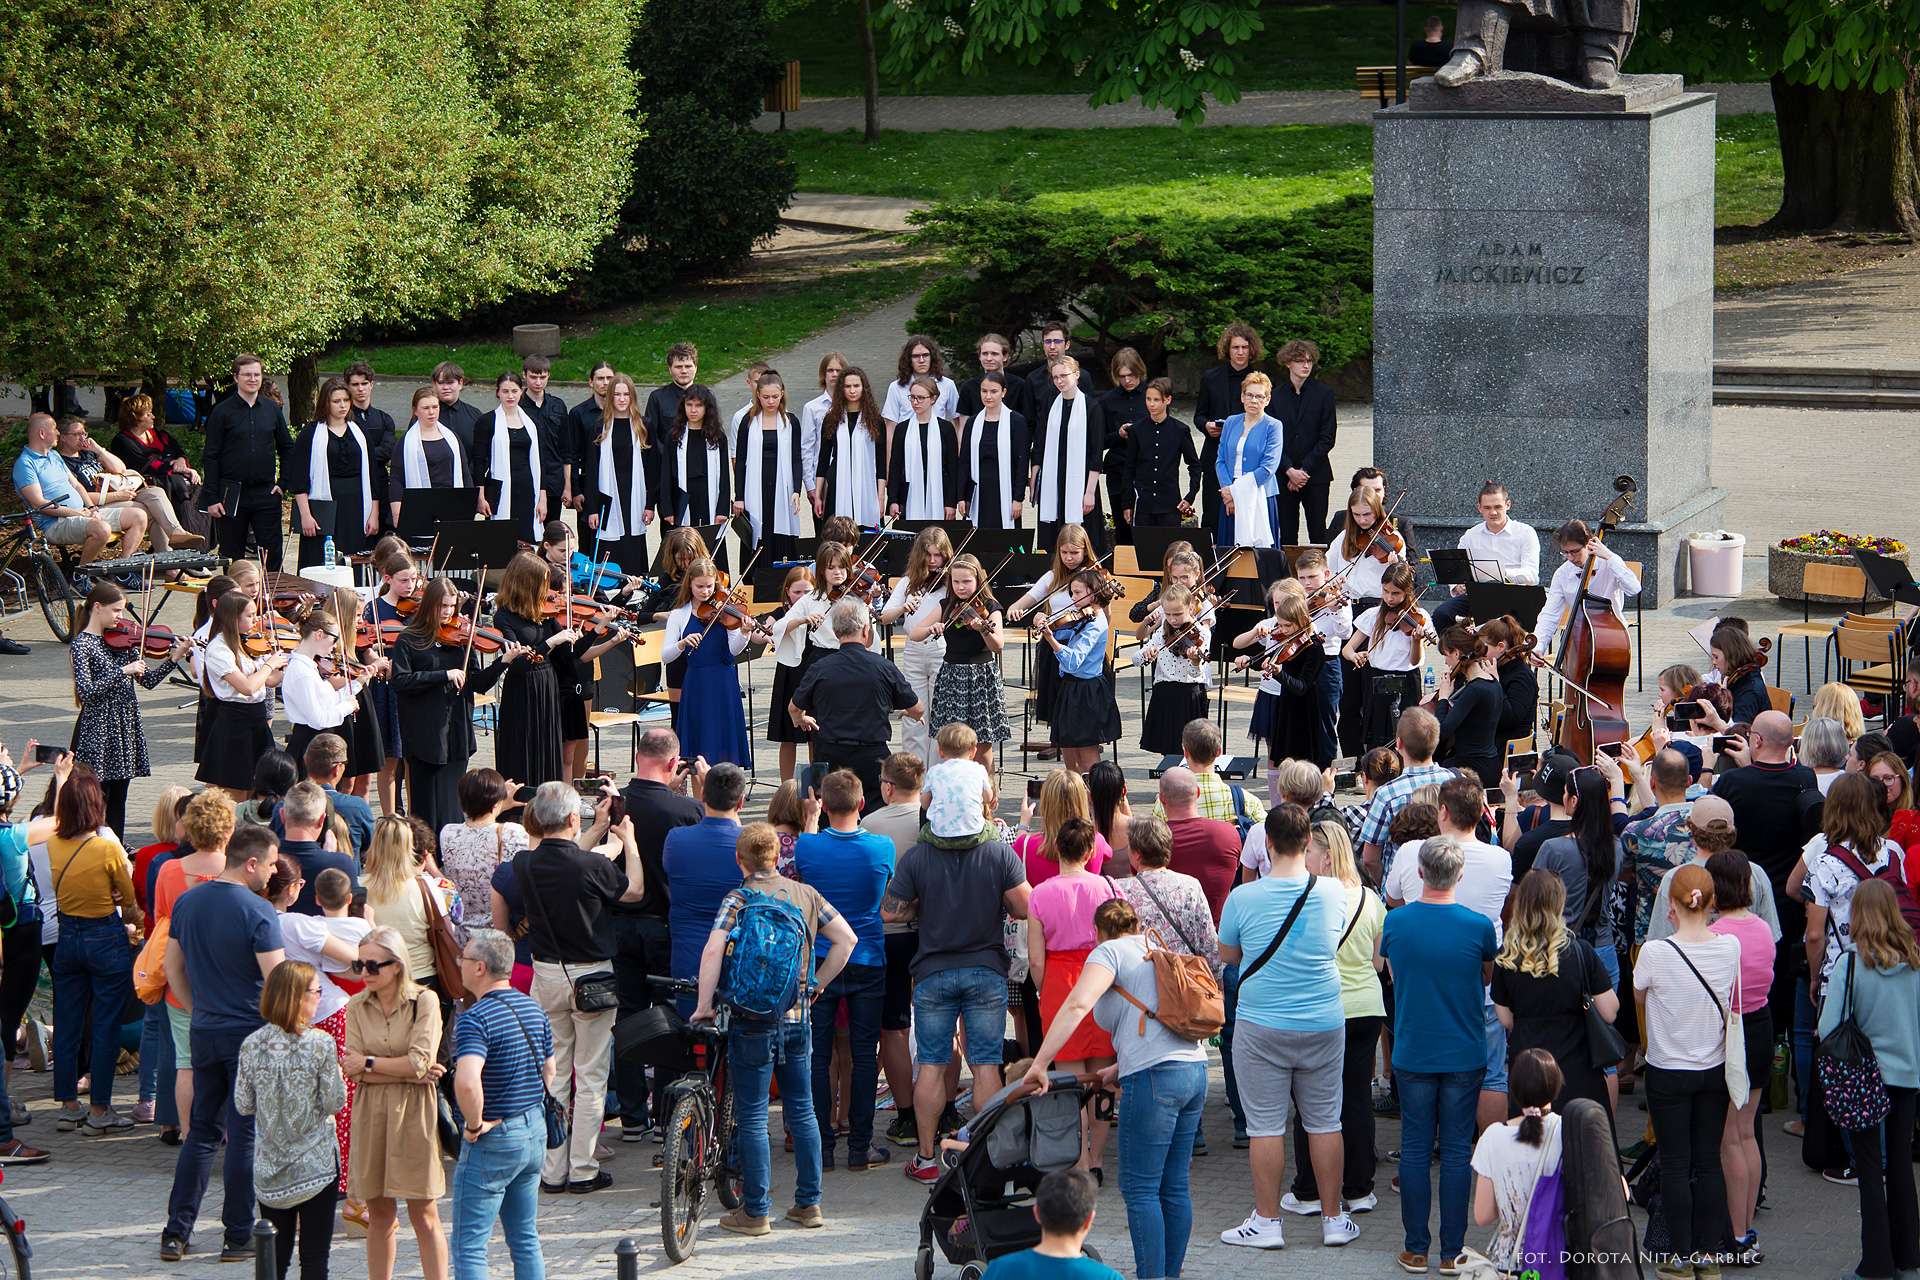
[{"xmin": 1767, "ymin": 542, "xmax": 1907, "ymax": 603}]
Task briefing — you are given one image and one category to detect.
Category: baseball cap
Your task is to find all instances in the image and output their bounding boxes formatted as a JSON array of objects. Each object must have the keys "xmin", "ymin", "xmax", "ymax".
[
  {"xmin": 1529, "ymin": 752, "xmax": 1580, "ymax": 804},
  {"xmin": 1687, "ymin": 795, "xmax": 1735, "ymax": 834}
]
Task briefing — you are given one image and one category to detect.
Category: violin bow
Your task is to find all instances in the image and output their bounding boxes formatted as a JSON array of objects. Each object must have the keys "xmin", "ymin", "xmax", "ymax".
[
  {"xmin": 461, "ymin": 559, "xmax": 486, "ymax": 672},
  {"xmin": 694, "ymin": 543, "xmax": 765, "ymax": 648},
  {"xmin": 1326, "ymin": 487, "xmax": 1410, "ymax": 590},
  {"xmin": 951, "ymin": 546, "xmax": 1020, "ymax": 630},
  {"xmin": 921, "ymin": 524, "xmax": 977, "ymax": 599}
]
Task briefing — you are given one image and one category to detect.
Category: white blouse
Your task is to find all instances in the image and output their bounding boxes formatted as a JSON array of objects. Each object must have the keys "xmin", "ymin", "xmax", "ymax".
[
  {"xmin": 281, "ymin": 652, "xmax": 358, "ymax": 730},
  {"xmin": 661, "ymin": 603, "xmax": 748, "ymax": 664},
  {"xmin": 887, "ymin": 578, "xmax": 947, "ymax": 644},
  {"xmin": 1326, "ymin": 537, "xmax": 1390, "ymax": 602},
  {"xmin": 204, "ymin": 635, "xmax": 269, "ymax": 704}
]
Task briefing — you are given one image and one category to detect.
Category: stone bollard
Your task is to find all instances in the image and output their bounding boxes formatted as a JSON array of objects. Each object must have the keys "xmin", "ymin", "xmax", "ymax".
[{"xmin": 512, "ymin": 324, "xmax": 562, "ymax": 358}]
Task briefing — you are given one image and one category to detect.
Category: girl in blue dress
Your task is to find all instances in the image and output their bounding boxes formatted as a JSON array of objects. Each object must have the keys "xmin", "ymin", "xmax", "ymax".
[{"xmin": 659, "ymin": 557, "xmax": 762, "ymax": 767}]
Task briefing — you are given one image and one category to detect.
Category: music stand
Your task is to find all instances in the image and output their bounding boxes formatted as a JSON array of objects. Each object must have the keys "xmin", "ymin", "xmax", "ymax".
[
  {"xmin": 963, "ymin": 528, "xmax": 1029, "ymax": 569},
  {"xmin": 431, "ymin": 520, "xmax": 522, "ymax": 577},
  {"xmin": 1429, "ymin": 548, "xmax": 1474, "ymax": 588},
  {"xmin": 1854, "ymin": 547, "xmax": 1920, "ymax": 610},
  {"xmin": 1133, "ymin": 525, "xmax": 1211, "ymax": 575},
  {"xmin": 1464, "ymin": 581, "xmax": 1548, "ymax": 629},
  {"xmin": 894, "ymin": 519, "xmax": 973, "ymax": 548},
  {"xmin": 649, "ymin": 520, "xmax": 733, "ymax": 576},
  {"xmin": 398, "ymin": 487, "xmax": 480, "ymax": 540}
]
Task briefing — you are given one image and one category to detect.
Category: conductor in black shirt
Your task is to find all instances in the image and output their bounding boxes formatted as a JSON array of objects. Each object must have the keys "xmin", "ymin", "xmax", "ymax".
[
  {"xmin": 615, "ymin": 727, "xmax": 706, "ymax": 1135},
  {"xmin": 344, "ymin": 361, "xmax": 397, "ymax": 533},
  {"xmin": 789, "ymin": 597, "xmax": 925, "ymax": 816},
  {"xmin": 430, "ymin": 360, "xmax": 484, "ymax": 456},
  {"xmin": 1193, "ymin": 323, "xmax": 1262, "ymax": 542},
  {"xmin": 201, "ymin": 352, "xmax": 294, "ymax": 570},
  {"xmin": 1268, "ymin": 339, "xmax": 1339, "ymax": 545},
  {"xmin": 1408, "ymin": 15, "xmax": 1453, "ymax": 66}
]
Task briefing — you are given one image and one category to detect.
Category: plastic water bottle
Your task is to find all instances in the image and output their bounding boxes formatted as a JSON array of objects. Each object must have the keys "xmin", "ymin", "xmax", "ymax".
[
  {"xmin": 1421, "ymin": 666, "xmax": 1436, "ymax": 702},
  {"xmin": 323, "ymin": 536, "xmax": 337, "ymax": 568}
]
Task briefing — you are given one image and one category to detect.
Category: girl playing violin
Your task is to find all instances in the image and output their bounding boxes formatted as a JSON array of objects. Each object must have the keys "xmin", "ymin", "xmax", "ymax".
[
  {"xmin": 918, "ymin": 552, "xmax": 1008, "ymax": 765},
  {"xmin": 1137, "ymin": 585, "xmax": 1211, "ymax": 756},
  {"xmin": 1234, "ymin": 581, "xmax": 1331, "ymax": 778},
  {"xmin": 390, "ymin": 577, "xmax": 518, "ymax": 831},
  {"xmin": 1007, "ymin": 524, "xmax": 1093, "ymax": 759},
  {"xmin": 785, "ymin": 541, "xmax": 860, "ymax": 676},
  {"xmin": 71, "ymin": 582, "xmax": 195, "ymax": 838},
  {"xmin": 283, "ymin": 608, "xmax": 368, "ymax": 775},
  {"xmin": 197, "ymin": 589, "xmax": 291, "ymax": 801},
  {"xmin": 317, "ymin": 584, "xmax": 391, "ymax": 785},
  {"xmin": 490, "ymin": 551, "xmax": 625, "ymax": 789},
  {"xmin": 631, "ymin": 525, "xmax": 710, "ymax": 732},
  {"xmin": 1039, "ymin": 569, "xmax": 1122, "ymax": 775},
  {"xmin": 1342, "ymin": 562, "xmax": 1427, "ymax": 756},
  {"xmin": 767, "ymin": 565, "xmax": 817, "ymax": 781},
  {"xmin": 661, "ymin": 558, "xmax": 754, "ymax": 768},
  {"xmin": 882, "ymin": 526, "xmax": 953, "ymax": 765},
  {"xmin": 1429, "ymin": 625, "xmax": 1503, "ymax": 786},
  {"xmin": 1697, "ymin": 624, "xmax": 1771, "ymax": 729},
  {"xmin": 363, "ymin": 548, "xmax": 418, "ymax": 813},
  {"xmin": 542, "ymin": 520, "xmax": 649, "ymax": 605},
  {"xmin": 1477, "ymin": 614, "xmax": 1542, "ymax": 752},
  {"xmin": 188, "ymin": 573, "xmax": 239, "ymax": 769},
  {"xmin": 1131, "ymin": 549, "xmax": 1216, "ymax": 633},
  {"xmin": 1328, "ymin": 488, "xmax": 1404, "ymax": 757},
  {"xmin": 1128, "ymin": 540, "xmax": 1196, "ymax": 623}
]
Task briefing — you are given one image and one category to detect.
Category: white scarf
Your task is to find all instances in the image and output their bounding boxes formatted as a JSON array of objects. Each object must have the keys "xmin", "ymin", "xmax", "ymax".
[
  {"xmin": 1038, "ymin": 391, "xmax": 1089, "ymax": 524},
  {"xmin": 596, "ymin": 418, "xmax": 648, "ymax": 541},
  {"xmin": 1227, "ymin": 415, "xmax": 1274, "ymax": 549},
  {"xmin": 488, "ymin": 405, "xmax": 543, "ymax": 532},
  {"xmin": 967, "ymin": 411, "xmax": 1015, "ymax": 529},
  {"xmin": 400, "ymin": 424, "xmax": 465, "ymax": 489},
  {"xmin": 740, "ymin": 412, "xmax": 799, "ymax": 543},
  {"xmin": 306, "ymin": 419, "xmax": 371, "ymax": 516},
  {"xmin": 675, "ymin": 431, "xmax": 722, "ymax": 521},
  {"xmin": 833, "ymin": 415, "xmax": 880, "ymax": 526},
  {"xmin": 903, "ymin": 415, "xmax": 946, "ymax": 521}
]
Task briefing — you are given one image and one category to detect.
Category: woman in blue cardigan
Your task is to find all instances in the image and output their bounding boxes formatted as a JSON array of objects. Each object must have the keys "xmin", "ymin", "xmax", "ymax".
[{"xmin": 1213, "ymin": 371, "xmax": 1285, "ymax": 549}]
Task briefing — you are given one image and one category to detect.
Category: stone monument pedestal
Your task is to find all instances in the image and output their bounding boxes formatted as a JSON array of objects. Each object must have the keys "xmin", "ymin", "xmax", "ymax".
[{"xmin": 1373, "ymin": 91, "xmax": 1725, "ymax": 606}]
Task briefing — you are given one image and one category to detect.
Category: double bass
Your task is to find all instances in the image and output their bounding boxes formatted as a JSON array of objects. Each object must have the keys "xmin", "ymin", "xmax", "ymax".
[{"xmin": 1552, "ymin": 475, "xmax": 1638, "ymax": 765}]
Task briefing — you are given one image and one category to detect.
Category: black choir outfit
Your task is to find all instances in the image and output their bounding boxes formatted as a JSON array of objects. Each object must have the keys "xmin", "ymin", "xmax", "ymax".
[
  {"xmin": 364, "ymin": 597, "xmax": 406, "ymax": 763},
  {"xmin": 958, "ymin": 409, "xmax": 1029, "ymax": 530},
  {"xmin": 520, "ymin": 390, "xmax": 570, "ymax": 519},
  {"xmin": 1031, "ymin": 391, "xmax": 1106, "ymax": 556},
  {"xmin": 1097, "ymin": 383, "xmax": 1146, "ymax": 546},
  {"xmin": 1725, "ymin": 668, "xmax": 1770, "ymax": 727},
  {"xmin": 390, "ymin": 633, "xmax": 505, "ymax": 833},
  {"xmin": 660, "ymin": 425, "xmax": 732, "ymax": 529},
  {"xmin": 732, "ymin": 411, "xmax": 804, "ymax": 562},
  {"xmin": 886, "ymin": 416, "xmax": 961, "ymax": 520},
  {"xmin": 349, "ymin": 403, "xmax": 399, "ymax": 532},
  {"xmin": 388, "ymin": 427, "xmax": 471, "ymax": 510},
  {"xmin": 1025, "ymin": 365, "xmax": 1095, "ymax": 425},
  {"xmin": 1496, "ymin": 658, "xmax": 1539, "ymax": 751},
  {"xmin": 474, "ymin": 407, "xmax": 548, "ymax": 545},
  {"xmin": 290, "ymin": 420, "xmax": 376, "ymax": 568},
  {"xmin": 489, "ymin": 607, "xmax": 571, "ymax": 787},
  {"xmin": 957, "ymin": 374, "xmax": 1035, "ymax": 427},
  {"xmin": 1121, "ymin": 413, "xmax": 1202, "ymax": 528},
  {"xmin": 1193, "ymin": 361, "xmax": 1257, "ymax": 543},
  {"xmin": 200, "ymin": 390, "xmax": 293, "ymax": 570},
  {"xmin": 565, "ymin": 397, "xmax": 605, "ymax": 509},
  {"xmin": 435, "ymin": 397, "xmax": 484, "ymax": 457},
  {"xmin": 584, "ymin": 418, "xmax": 657, "ymax": 580},
  {"xmin": 1268, "ymin": 374, "xmax": 1339, "ymax": 545},
  {"xmin": 815, "ymin": 413, "xmax": 885, "ymax": 528},
  {"xmin": 1433, "ymin": 674, "xmax": 1504, "ymax": 786}
]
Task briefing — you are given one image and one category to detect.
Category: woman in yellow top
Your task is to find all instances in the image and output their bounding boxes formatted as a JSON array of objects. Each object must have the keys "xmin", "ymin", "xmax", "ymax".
[
  {"xmin": 343, "ymin": 926, "xmax": 447, "ymax": 1280},
  {"xmin": 48, "ymin": 769, "xmax": 144, "ymax": 1135}
]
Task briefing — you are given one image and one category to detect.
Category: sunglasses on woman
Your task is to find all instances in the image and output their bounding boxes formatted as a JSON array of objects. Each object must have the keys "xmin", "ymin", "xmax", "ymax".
[{"xmin": 350, "ymin": 958, "xmax": 398, "ymax": 974}]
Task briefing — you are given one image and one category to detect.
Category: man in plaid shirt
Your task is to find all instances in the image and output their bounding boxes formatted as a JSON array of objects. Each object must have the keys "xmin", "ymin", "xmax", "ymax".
[
  {"xmin": 1152, "ymin": 719, "xmax": 1267, "ymax": 827},
  {"xmin": 1356, "ymin": 709, "xmax": 1452, "ymax": 883}
]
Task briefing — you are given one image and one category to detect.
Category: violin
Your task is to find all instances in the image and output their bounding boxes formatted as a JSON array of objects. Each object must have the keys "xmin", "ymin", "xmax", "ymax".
[
  {"xmin": 1154, "ymin": 617, "xmax": 1205, "ymax": 663},
  {"xmin": 1365, "ymin": 521, "xmax": 1407, "ymax": 564},
  {"xmin": 436, "ymin": 615, "xmax": 510, "ymax": 653},
  {"xmin": 1034, "ymin": 606, "xmax": 1095, "ymax": 635},
  {"xmin": 1091, "ymin": 552, "xmax": 1127, "ymax": 603},
  {"xmin": 242, "ymin": 617, "xmax": 302, "ymax": 657},
  {"xmin": 833, "ymin": 531, "xmax": 890, "ymax": 604},
  {"xmin": 947, "ymin": 594, "xmax": 998, "ymax": 632},
  {"xmin": 1378, "ymin": 603, "xmax": 1439, "ymax": 647},
  {"xmin": 693, "ymin": 573, "xmax": 770, "ymax": 637},
  {"xmin": 102, "ymin": 619, "xmax": 190, "ymax": 660},
  {"xmin": 1305, "ymin": 579, "xmax": 1352, "ymax": 616},
  {"xmin": 1259, "ymin": 625, "xmax": 1320, "ymax": 679},
  {"xmin": 1499, "ymin": 632, "xmax": 1540, "ymax": 667},
  {"xmin": 1727, "ymin": 636, "xmax": 1772, "ymax": 684},
  {"xmin": 315, "ymin": 653, "xmax": 377, "ymax": 679}
]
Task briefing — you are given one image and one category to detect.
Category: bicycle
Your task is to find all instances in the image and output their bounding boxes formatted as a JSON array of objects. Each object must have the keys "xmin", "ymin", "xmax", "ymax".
[
  {"xmin": 0, "ymin": 512, "xmax": 77, "ymax": 642},
  {"xmin": 646, "ymin": 977, "xmax": 744, "ymax": 1263},
  {"xmin": 0, "ymin": 1166, "xmax": 35, "ymax": 1278}
]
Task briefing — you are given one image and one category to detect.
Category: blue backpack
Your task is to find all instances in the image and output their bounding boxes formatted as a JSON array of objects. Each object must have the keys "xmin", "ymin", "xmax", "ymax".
[{"xmin": 720, "ymin": 888, "xmax": 812, "ymax": 1021}]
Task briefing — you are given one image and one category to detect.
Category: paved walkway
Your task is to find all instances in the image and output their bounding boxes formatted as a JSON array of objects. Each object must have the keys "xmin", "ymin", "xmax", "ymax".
[
  {"xmin": 753, "ymin": 81, "xmax": 1775, "ymax": 132},
  {"xmin": 1717, "ymin": 247, "xmax": 1920, "ymax": 368}
]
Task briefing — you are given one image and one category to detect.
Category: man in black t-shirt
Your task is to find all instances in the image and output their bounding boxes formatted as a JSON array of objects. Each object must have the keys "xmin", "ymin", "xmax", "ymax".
[
  {"xmin": 515, "ymin": 781, "xmax": 643, "ymax": 1193},
  {"xmin": 790, "ymin": 598, "xmax": 924, "ymax": 814},
  {"xmin": 1408, "ymin": 15, "xmax": 1452, "ymax": 66}
]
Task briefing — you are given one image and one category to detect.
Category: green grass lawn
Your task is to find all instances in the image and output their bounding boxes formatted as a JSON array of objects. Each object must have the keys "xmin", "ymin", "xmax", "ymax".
[
  {"xmin": 1716, "ymin": 112, "xmax": 1784, "ymax": 225},
  {"xmin": 784, "ymin": 124, "xmax": 1373, "ymax": 215},
  {"xmin": 773, "ymin": 1, "xmax": 1456, "ymax": 97},
  {"xmin": 324, "ymin": 262, "xmax": 931, "ymax": 381}
]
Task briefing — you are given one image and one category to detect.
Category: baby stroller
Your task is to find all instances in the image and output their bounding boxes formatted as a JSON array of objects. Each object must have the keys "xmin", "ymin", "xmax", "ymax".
[{"xmin": 913, "ymin": 1072, "xmax": 1112, "ymax": 1280}]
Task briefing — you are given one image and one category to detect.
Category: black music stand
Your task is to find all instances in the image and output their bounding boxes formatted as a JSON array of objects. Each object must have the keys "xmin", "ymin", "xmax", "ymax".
[
  {"xmin": 431, "ymin": 520, "xmax": 522, "ymax": 580},
  {"xmin": 1133, "ymin": 525, "xmax": 1212, "ymax": 575},
  {"xmin": 1854, "ymin": 547, "xmax": 1920, "ymax": 611},
  {"xmin": 963, "ymin": 527, "xmax": 1030, "ymax": 569},
  {"xmin": 399, "ymin": 487, "xmax": 480, "ymax": 540},
  {"xmin": 1465, "ymin": 581, "xmax": 1548, "ymax": 629},
  {"xmin": 894, "ymin": 519, "xmax": 973, "ymax": 548},
  {"xmin": 1429, "ymin": 548, "xmax": 1474, "ymax": 589},
  {"xmin": 648, "ymin": 519, "xmax": 733, "ymax": 576}
]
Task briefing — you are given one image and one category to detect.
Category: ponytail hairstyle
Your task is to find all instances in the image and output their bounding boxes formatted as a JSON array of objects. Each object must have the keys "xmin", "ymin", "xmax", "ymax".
[
  {"xmin": 1669, "ymin": 863, "xmax": 1715, "ymax": 918},
  {"xmin": 752, "ymin": 372, "xmax": 789, "ymax": 419},
  {"xmin": 943, "ymin": 553, "xmax": 995, "ymax": 612},
  {"xmin": 205, "ymin": 590, "xmax": 256, "ymax": 692},
  {"xmin": 192, "ymin": 575, "xmax": 239, "ymax": 632},
  {"xmin": 1159, "ymin": 540, "xmax": 1195, "ymax": 575},
  {"xmin": 1478, "ymin": 614, "xmax": 1532, "ymax": 665},
  {"xmin": 1438, "ymin": 624, "xmax": 1488, "ymax": 670},
  {"xmin": 79, "ymin": 580, "xmax": 126, "ymax": 632},
  {"xmin": 1509, "ymin": 1048, "xmax": 1564, "ymax": 1147}
]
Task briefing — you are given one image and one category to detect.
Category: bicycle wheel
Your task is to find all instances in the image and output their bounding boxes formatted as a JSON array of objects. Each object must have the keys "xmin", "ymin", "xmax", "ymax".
[
  {"xmin": 660, "ymin": 1091, "xmax": 710, "ymax": 1263},
  {"xmin": 32, "ymin": 556, "xmax": 74, "ymax": 642},
  {"xmin": 712, "ymin": 1065, "xmax": 743, "ymax": 1210}
]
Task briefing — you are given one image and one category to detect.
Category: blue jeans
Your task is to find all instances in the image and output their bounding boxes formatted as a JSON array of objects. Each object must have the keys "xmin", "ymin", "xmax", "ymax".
[
  {"xmin": 810, "ymin": 962, "xmax": 883, "ymax": 1158},
  {"xmin": 1118, "ymin": 1060, "xmax": 1208, "ymax": 1279},
  {"xmin": 451, "ymin": 1105, "xmax": 547, "ymax": 1280},
  {"xmin": 51, "ymin": 913, "xmax": 131, "ymax": 1108},
  {"xmin": 910, "ymin": 965, "xmax": 1006, "ymax": 1066},
  {"xmin": 730, "ymin": 1019, "xmax": 820, "ymax": 1219},
  {"xmin": 1219, "ymin": 963, "xmax": 1246, "ymax": 1135},
  {"xmin": 1395, "ymin": 1066, "xmax": 1485, "ymax": 1258},
  {"xmin": 139, "ymin": 999, "xmax": 166, "ymax": 1107},
  {"xmin": 1313, "ymin": 656, "xmax": 1342, "ymax": 769},
  {"xmin": 165, "ymin": 1023, "xmax": 256, "ymax": 1247},
  {"xmin": 1795, "ymin": 975, "xmax": 1818, "ymax": 1114}
]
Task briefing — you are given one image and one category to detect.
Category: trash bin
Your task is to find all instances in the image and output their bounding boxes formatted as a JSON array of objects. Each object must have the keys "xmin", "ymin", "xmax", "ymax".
[{"xmin": 1689, "ymin": 531, "xmax": 1746, "ymax": 597}]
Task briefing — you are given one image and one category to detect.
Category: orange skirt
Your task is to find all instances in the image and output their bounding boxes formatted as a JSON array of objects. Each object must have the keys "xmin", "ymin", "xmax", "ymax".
[{"xmin": 1039, "ymin": 948, "xmax": 1115, "ymax": 1063}]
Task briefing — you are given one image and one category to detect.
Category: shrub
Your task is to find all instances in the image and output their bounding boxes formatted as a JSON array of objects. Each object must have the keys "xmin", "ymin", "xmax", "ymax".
[{"xmin": 907, "ymin": 194, "xmax": 1373, "ymax": 373}]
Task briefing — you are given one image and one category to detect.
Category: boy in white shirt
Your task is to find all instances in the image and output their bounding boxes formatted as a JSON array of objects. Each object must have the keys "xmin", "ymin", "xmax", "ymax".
[{"xmin": 924, "ymin": 723, "xmax": 994, "ymax": 839}]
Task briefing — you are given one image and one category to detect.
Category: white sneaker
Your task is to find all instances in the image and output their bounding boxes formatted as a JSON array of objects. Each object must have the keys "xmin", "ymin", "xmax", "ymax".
[
  {"xmin": 1220, "ymin": 1213, "xmax": 1286, "ymax": 1249},
  {"xmin": 1322, "ymin": 1213, "xmax": 1361, "ymax": 1247},
  {"xmin": 1279, "ymin": 1192, "xmax": 1321, "ymax": 1216},
  {"xmin": 1347, "ymin": 1192, "xmax": 1379, "ymax": 1213}
]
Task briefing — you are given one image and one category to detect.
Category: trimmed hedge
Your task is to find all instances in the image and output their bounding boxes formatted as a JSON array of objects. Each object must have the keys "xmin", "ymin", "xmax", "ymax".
[{"xmin": 907, "ymin": 194, "xmax": 1373, "ymax": 373}]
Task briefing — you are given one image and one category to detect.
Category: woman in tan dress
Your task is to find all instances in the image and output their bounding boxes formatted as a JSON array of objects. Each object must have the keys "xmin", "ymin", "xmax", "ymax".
[{"xmin": 343, "ymin": 926, "xmax": 447, "ymax": 1280}]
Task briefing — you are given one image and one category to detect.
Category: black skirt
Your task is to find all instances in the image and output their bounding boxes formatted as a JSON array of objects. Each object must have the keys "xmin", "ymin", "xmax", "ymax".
[
  {"xmin": 561, "ymin": 687, "xmax": 590, "ymax": 741},
  {"xmin": 767, "ymin": 661, "xmax": 808, "ymax": 743},
  {"xmin": 193, "ymin": 691, "xmax": 214, "ymax": 764},
  {"xmin": 1249, "ymin": 688, "xmax": 1281, "ymax": 745},
  {"xmin": 1142, "ymin": 680, "xmax": 1208, "ymax": 755},
  {"xmin": 496, "ymin": 661, "xmax": 564, "ymax": 788},
  {"xmin": 1052, "ymin": 674, "xmax": 1121, "ymax": 749},
  {"xmin": 1032, "ymin": 634, "xmax": 1060, "ymax": 727},
  {"xmin": 196, "ymin": 700, "xmax": 273, "ymax": 791},
  {"xmin": 344, "ymin": 686, "xmax": 385, "ymax": 776}
]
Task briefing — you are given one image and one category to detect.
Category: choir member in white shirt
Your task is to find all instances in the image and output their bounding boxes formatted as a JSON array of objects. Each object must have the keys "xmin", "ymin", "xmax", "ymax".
[
  {"xmin": 799, "ymin": 351, "xmax": 846, "ymax": 503},
  {"xmin": 1535, "ymin": 518, "xmax": 1642, "ymax": 654},
  {"xmin": 882, "ymin": 335, "xmax": 959, "ymax": 434},
  {"xmin": 1432, "ymin": 480, "xmax": 1540, "ymax": 631}
]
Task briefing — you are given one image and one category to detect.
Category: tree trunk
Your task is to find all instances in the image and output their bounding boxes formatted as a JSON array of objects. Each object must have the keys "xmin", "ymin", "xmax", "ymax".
[
  {"xmin": 288, "ymin": 353, "xmax": 320, "ymax": 429},
  {"xmin": 859, "ymin": 0, "xmax": 880, "ymax": 144},
  {"xmin": 1769, "ymin": 68, "xmax": 1920, "ymax": 239}
]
